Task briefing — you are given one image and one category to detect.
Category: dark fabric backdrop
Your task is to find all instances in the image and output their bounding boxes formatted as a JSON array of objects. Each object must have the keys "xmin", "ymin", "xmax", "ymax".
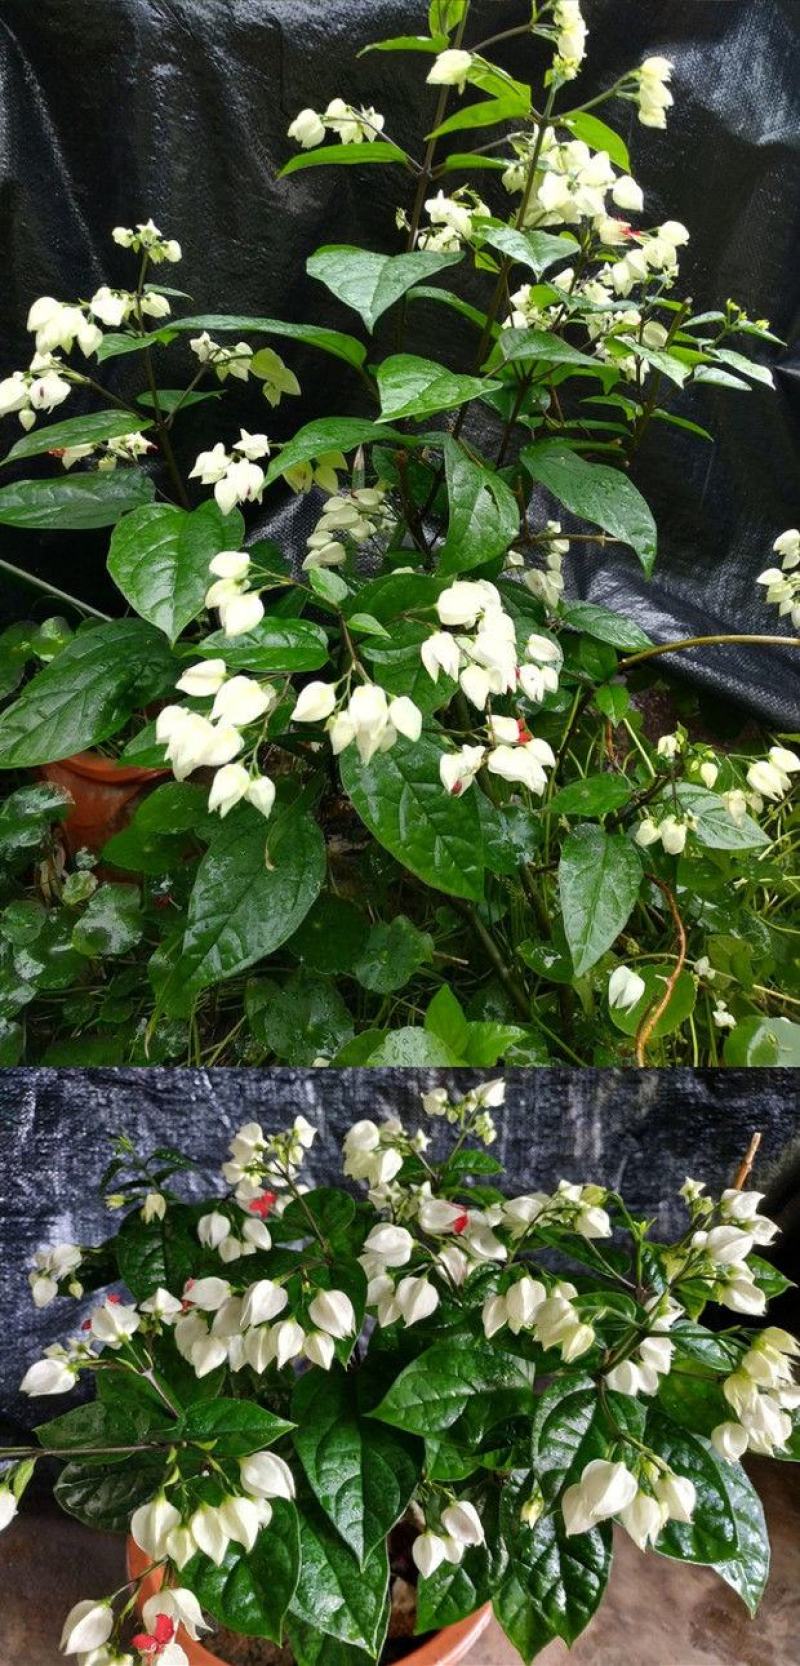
[
  {"xmin": 1, "ymin": 1066, "xmax": 798, "ymax": 1431},
  {"xmin": 0, "ymin": 0, "xmax": 799, "ymax": 723}
]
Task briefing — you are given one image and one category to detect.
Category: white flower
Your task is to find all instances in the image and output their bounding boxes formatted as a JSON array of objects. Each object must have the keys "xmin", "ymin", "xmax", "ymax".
[
  {"xmin": 90, "ymin": 1299, "xmax": 140, "ymax": 1347},
  {"xmin": 619, "ymin": 1490, "xmax": 666, "ymax": 1550},
  {"xmin": 562, "ymin": 1459, "xmax": 638, "ymax": 1535},
  {"xmin": 198, "ymin": 1211, "xmax": 232, "ymax": 1250},
  {"xmin": 436, "ymin": 581, "xmax": 492, "ymax": 628},
  {"xmin": 659, "ymin": 815, "xmax": 687, "ymax": 855},
  {"xmin": 0, "ymin": 1487, "xmax": 18, "ymax": 1532},
  {"xmin": 440, "ymin": 744, "xmax": 485, "ymax": 797},
  {"xmin": 186, "ymin": 1276, "xmax": 232, "ymax": 1311},
  {"xmin": 711, "ymin": 1421, "xmax": 749, "ymax": 1462},
  {"xmin": 20, "ymin": 1357, "xmax": 77, "ymax": 1396},
  {"xmin": 140, "ymin": 1287, "xmax": 183, "ymax": 1323},
  {"xmin": 421, "ymin": 630, "xmax": 461, "ymax": 683},
  {"xmin": 506, "ymin": 1277, "xmax": 547, "ymax": 1334},
  {"xmin": 143, "ymin": 1588, "xmax": 211, "ymax": 1642},
  {"xmin": 131, "ymin": 1495, "xmax": 182, "ymax": 1560},
  {"xmin": 207, "ymin": 762, "xmax": 250, "ymax": 818},
  {"xmin": 190, "ymin": 1502, "xmax": 230, "ymax": 1566},
  {"xmin": 211, "ymin": 675, "xmax": 272, "ymax": 728},
  {"xmin": 210, "ymin": 550, "xmax": 251, "ymax": 581},
  {"xmin": 412, "ymin": 1531, "xmax": 449, "ymax": 1577},
  {"xmin": 427, "ymin": 48, "xmax": 473, "ymax": 91},
  {"xmin": 656, "ymin": 732, "xmax": 682, "ymax": 761},
  {"xmin": 308, "ymin": 1289, "xmax": 356, "ymax": 1339},
  {"xmin": 247, "ymin": 776, "xmax": 277, "ymax": 819},
  {"xmin": 608, "ymin": 965, "xmax": 646, "ymax": 1013},
  {"xmin": 219, "ymin": 592, "xmax": 265, "ymax": 637},
  {"xmin": 346, "ymin": 682, "xmax": 393, "ymax": 764},
  {"xmin": 292, "ymin": 681, "xmax": 337, "ymax": 723},
  {"xmin": 712, "ymin": 1002, "xmax": 737, "ymax": 1031},
  {"xmin": 59, "ymin": 1601, "xmax": 114, "ymax": 1655},
  {"xmin": 611, "ymin": 175, "xmax": 644, "ymax": 213},
  {"xmin": 441, "ymin": 1501, "xmax": 484, "ymax": 1547},
  {"xmin": 272, "ymin": 1317, "xmax": 306, "ymax": 1369},
  {"xmin": 288, "ymin": 107, "xmax": 326, "ymax": 148},
  {"xmin": 241, "ymin": 1279, "xmax": 289, "ymax": 1328},
  {"xmin": 486, "ymin": 744, "xmax": 548, "ymax": 795},
  {"xmin": 654, "ymin": 1472, "xmax": 696, "ymax": 1523},
  {"xmin": 176, "ymin": 658, "xmax": 227, "ymax": 699},
  {"xmin": 388, "ymin": 695, "xmax": 422, "ymax": 742},
  {"xmin": 394, "ymin": 1275, "xmax": 439, "ymax": 1327},
  {"xmin": 240, "ymin": 1450, "xmax": 296, "ymax": 1501},
  {"xmin": 638, "ymin": 57, "xmax": 674, "ymax": 129},
  {"xmin": 482, "ymin": 1294, "xmax": 508, "ymax": 1339},
  {"xmin": 304, "ymin": 1330, "xmax": 336, "ymax": 1370},
  {"xmin": 363, "ymin": 1224, "xmax": 414, "ymax": 1266},
  {"xmin": 218, "ymin": 1494, "xmax": 264, "ymax": 1552}
]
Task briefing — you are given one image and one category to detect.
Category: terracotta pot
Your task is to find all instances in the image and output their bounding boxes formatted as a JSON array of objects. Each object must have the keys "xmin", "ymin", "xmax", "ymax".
[
  {"xmin": 127, "ymin": 1542, "xmax": 492, "ymax": 1666},
  {"xmin": 38, "ymin": 751, "xmax": 169, "ymax": 855}
]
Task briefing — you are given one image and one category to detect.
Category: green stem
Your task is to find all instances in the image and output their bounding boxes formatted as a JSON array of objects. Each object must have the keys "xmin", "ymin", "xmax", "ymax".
[
  {"xmin": 454, "ymin": 899, "xmax": 530, "ymax": 1021},
  {"xmin": 620, "ymin": 632, "xmax": 800, "ymax": 671},
  {"xmin": 0, "ymin": 557, "xmax": 111, "ymax": 620}
]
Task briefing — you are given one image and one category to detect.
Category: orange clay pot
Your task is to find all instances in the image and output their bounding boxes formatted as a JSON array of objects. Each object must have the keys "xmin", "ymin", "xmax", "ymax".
[
  {"xmin": 127, "ymin": 1541, "xmax": 492, "ymax": 1666},
  {"xmin": 37, "ymin": 751, "xmax": 169, "ymax": 855}
]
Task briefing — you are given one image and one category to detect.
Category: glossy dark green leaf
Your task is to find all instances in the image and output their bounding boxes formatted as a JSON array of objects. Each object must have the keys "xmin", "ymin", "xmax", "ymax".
[
  {"xmin": 306, "ymin": 246, "xmax": 461, "ymax": 333},
  {"xmin": 266, "ymin": 418, "xmax": 407, "ymax": 486},
  {"xmin": 558, "ymin": 825, "xmax": 642, "ymax": 976},
  {"xmin": 438, "ymin": 437, "xmax": 519, "ymax": 573},
  {"xmin": 290, "ymin": 1489, "xmax": 389, "ymax": 1654},
  {"xmin": 71, "ymin": 882, "xmax": 143, "ymax": 957},
  {"xmin": 280, "ymin": 141, "xmax": 408, "ymax": 176},
  {"xmin": 184, "ymin": 1499, "xmax": 300, "ymax": 1640},
  {"xmin": 522, "ymin": 440, "xmax": 657, "ymax": 575},
  {"xmin": 172, "ymin": 313, "xmax": 368, "ymax": 371},
  {"xmin": 108, "ymin": 500, "xmax": 242, "ymax": 643},
  {"xmin": 0, "ymin": 620, "xmax": 177, "ymax": 768},
  {"xmin": 246, "ymin": 970, "xmax": 354, "ymax": 1064},
  {"xmin": 340, "ymin": 733, "xmax": 484, "ymax": 901},
  {"xmin": 0, "ymin": 470, "xmax": 155, "ymax": 529},
  {"xmin": 3, "ymin": 410, "xmax": 154, "ymax": 465},
  {"xmin": 292, "ymin": 1369, "xmax": 421, "ymax": 1564},
  {"xmin": 673, "ymin": 784, "xmax": 769, "ymax": 851},
  {"xmin": 178, "ymin": 1398, "xmax": 294, "ymax": 1457},
  {"xmin": 548, "ymin": 774, "xmax": 633, "ymax": 818},
  {"xmin": 476, "ymin": 225, "xmax": 577, "ymax": 277},
  {"xmin": 198, "ymin": 617, "xmax": 329, "ymax": 673},
  {"xmin": 561, "ymin": 601, "xmax": 652, "ymax": 651},
  {"xmin": 376, "ymin": 355, "xmax": 501, "ymax": 422},
  {"xmin": 354, "ymin": 915, "xmax": 435, "ymax": 992},
  {"xmin": 371, "ymin": 1336, "xmax": 536, "ymax": 1435}
]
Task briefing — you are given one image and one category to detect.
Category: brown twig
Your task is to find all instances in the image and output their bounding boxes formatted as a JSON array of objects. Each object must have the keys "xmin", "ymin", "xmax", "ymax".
[
  {"xmin": 634, "ymin": 877, "xmax": 687, "ymax": 1066},
  {"xmin": 732, "ymin": 1131, "xmax": 762, "ymax": 1191}
]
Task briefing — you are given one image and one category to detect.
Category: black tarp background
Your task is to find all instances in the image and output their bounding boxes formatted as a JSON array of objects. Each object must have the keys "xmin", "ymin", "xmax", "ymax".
[
  {"xmin": 0, "ymin": 0, "xmax": 799, "ymax": 723},
  {"xmin": 1, "ymin": 1066, "xmax": 799, "ymax": 1431}
]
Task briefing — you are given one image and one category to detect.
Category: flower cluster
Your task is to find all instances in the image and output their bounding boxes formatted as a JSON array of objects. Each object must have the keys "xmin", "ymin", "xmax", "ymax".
[
  {"xmin": 757, "ymin": 529, "xmax": 800, "ymax": 630},
  {"xmin": 636, "ymin": 56, "xmax": 674, "ymax": 130},
  {"xmin": 715, "ymin": 1328, "xmax": 800, "ymax": 1460},
  {"xmin": 28, "ymin": 1242, "xmax": 83, "ymax": 1308},
  {"xmin": 291, "ymin": 678, "xmax": 422, "ymax": 764},
  {"xmin": 0, "ymin": 352, "xmax": 73, "ymax": 429},
  {"xmin": 112, "ymin": 219, "xmax": 182, "ymax": 262},
  {"xmin": 189, "ymin": 333, "xmax": 301, "ymax": 406},
  {"xmin": 562, "ymin": 1456, "xmax": 694, "ymax": 1551},
  {"xmin": 288, "ymin": 99, "xmax": 385, "ymax": 150},
  {"xmin": 189, "ymin": 429, "xmax": 270, "ymax": 515},
  {"xmin": 414, "ymin": 187, "xmax": 491, "ymax": 253},
  {"xmin": 552, "ymin": 0, "xmax": 588, "ymax": 82},
  {"xmin": 303, "ymin": 485, "xmax": 395, "ymax": 571}
]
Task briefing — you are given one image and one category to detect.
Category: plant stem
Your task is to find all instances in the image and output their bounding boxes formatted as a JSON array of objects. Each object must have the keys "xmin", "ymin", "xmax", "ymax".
[
  {"xmin": 454, "ymin": 899, "xmax": 530, "ymax": 1021},
  {"xmin": 620, "ymin": 632, "xmax": 800, "ymax": 671},
  {"xmin": 0, "ymin": 557, "xmax": 111, "ymax": 620},
  {"xmin": 634, "ymin": 877, "xmax": 687, "ymax": 1066}
]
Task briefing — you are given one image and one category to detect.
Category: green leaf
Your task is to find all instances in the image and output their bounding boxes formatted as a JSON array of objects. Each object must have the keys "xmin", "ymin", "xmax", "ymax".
[
  {"xmin": 0, "ymin": 470, "xmax": 155, "ymax": 529},
  {"xmin": 376, "ymin": 354, "xmax": 501, "ymax": 422},
  {"xmin": 339, "ymin": 732, "xmax": 484, "ymax": 901},
  {"xmin": 290, "ymin": 1489, "xmax": 389, "ymax": 1655},
  {"xmin": 287, "ymin": 1620, "xmax": 372, "ymax": 1666},
  {"xmin": 0, "ymin": 620, "xmax": 177, "ymax": 768},
  {"xmin": 724, "ymin": 1015, "xmax": 800, "ymax": 1067},
  {"xmin": 0, "ymin": 782, "xmax": 72, "ymax": 857},
  {"xmin": 609, "ymin": 963, "xmax": 696, "ymax": 1040},
  {"xmin": 165, "ymin": 797, "xmax": 326, "ymax": 998},
  {"xmin": 489, "ymin": 327, "xmax": 604, "ymax": 375},
  {"xmin": 55, "ymin": 1457, "xmax": 167, "ymax": 1531},
  {"xmin": 430, "ymin": 93, "xmax": 530, "ymax": 139},
  {"xmin": 672, "ymin": 783, "xmax": 769, "ymax": 851},
  {"xmin": 354, "ymin": 916, "xmax": 434, "ymax": 993},
  {"xmin": 108, "ymin": 501, "xmax": 241, "ymax": 643},
  {"xmin": 306, "ymin": 246, "xmax": 461, "ymax": 334},
  {"xmin": 558, "ymin": 825, "xmax": 642, "ymax": 976},
  {"xmin": 562, "ymin": 111, "xmax": 630, "ymax": 170},
  {"xmin": 172, "ymin": 313, "xmax": 368, "ymax": 372},
  {"xmin": 494, "ymin": 1479, "xmax": 611, "ymax": 1663},
  {"xmin": 71, "ymin": 882, "xmax": 143, "ymax": 957},
  {"xmin": 371, "ymin": 1336, "xmax": 536, "ymax": 1435},
  {"xmin": 438, "ymin": 437, "xmax": 519, "ymax": 573},
  {"xmin": 266, "ymin": 418, "xmax": 407, "ymax": 486},
  {"xmin": 548, "ymin": 774, "xmax": 633, "ymax": 818},
  {"xmin": 198, "ymin": 617, "xmax": 330, "ymax": 674},
  {"xmin": 35, "ymin": 1399, "xmax": 166, "ymax": 1460},
  {"xmin": 2, "ymin": 410, "xmax": 154, "ymax": 465},
  {"xmin": 288, "ymin": 896, "xmax": 369, "ymax": 975},
  {"xmin": 246, "ymin": 970, "xmax": 353, "ymax": 1065},
  {"xmin": 425, "ymin": 983, "xmax": 469, "ymax": 1058},
  {"xmin": 476, "ymin": 224, "xmax": 577, "ymax": 277},
  {"xmin": 363, "ymin": 1027, "xmax": 462, "ymax": 1066},
  {"xmin": 362, "ymin": 621, "xmax": 456, "ymax": 714},
  {"xmin": 561, "ymin": 601, "xmax": 652, "ymax": 651},
  {"xmin": 522, "ymin": 440, "xmax": 657, "ymax": 575},
  {"xmin": 362, "ymin": 32, "xmax": 446, "ymax": 54},
  {"xmin": 280, "ymin": 141, "xmax": 407, "ymax": 176},
  {"xmin": 292, "ymin": 1369, "xmax": 421, "ymax": 1565},
  {"xmin": 647, "ymin": 1413, "xmax": 739, "ymax": 1564},
  {"xmin": 184, "ymin": 1499, "xmax": 300, "ymax": 1640},
  {"xmin": 710, "ymin": 1460, "xmax": 770, "ymax": 1616},
  {"xmin": 178, "ymin": 1399, "xmax": 295, "ymax": 1457},
  {"xmin": 95, "ymin": 327, "xmax": 176, "ymax": 361},
  {"xmin": 595, "ymin": 682, "xmax": 630, "ymax": 724},
  {"xmin": 115, "ymin": 1204, "xmax": 208, "ymax": 1303}
]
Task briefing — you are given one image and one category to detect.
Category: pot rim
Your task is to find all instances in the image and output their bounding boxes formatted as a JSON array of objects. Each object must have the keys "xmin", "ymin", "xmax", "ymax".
[
  {"xmin": 39, "ymin": 749, "xmax": 169, "ymax": 785},
  {"xmin": 127, "ymin": 1540, "xmax": 491, "ymax": 1666}
]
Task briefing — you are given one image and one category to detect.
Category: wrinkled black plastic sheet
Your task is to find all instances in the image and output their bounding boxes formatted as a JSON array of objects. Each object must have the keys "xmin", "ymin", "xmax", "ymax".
[
  {"xmin": 1, "ymin": 1066, "xmax": 799, "ymax": 1430},
  {"xmin": 0, "ymin": 0, "xmax": 799, "ymax": 724}
]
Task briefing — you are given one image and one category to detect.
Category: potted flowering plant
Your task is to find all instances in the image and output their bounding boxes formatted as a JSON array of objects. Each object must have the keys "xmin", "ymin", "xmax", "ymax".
[
  {"xmin": 3, "ymin": 1081, "xmax": 798, "ymax": 1665},
  {"xmin": 0, "ymin": 0, "xmax": 798, "ymax": 1069}
]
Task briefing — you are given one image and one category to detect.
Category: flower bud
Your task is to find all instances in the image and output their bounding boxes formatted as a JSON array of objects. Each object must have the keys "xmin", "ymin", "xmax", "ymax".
[
  {"xmin": 190, "ymin": 1502, "xmax": 230, "ymax": 1566},
  {"xmin": 59, "ymin": 1600, "xmax": 114, "ymax": 1655},
  {"xmin": 240, "ymin": 1450, "xmax": 296, "ymax": 1501},
  {"xmin": 441, "ymin": 1501, "xmax": 484, "ymax": 1547},
  {"xmin": 0, "ymin": 1487, "xmax": 18, "ymax": 1532},
  {"xmin": 307, "ymin": 1288, "xmax": 356, "ymax": 1340},
  {"xmin": 241, "ymin": 1279, "xmax": 289, "ymax": 1329},
  {"xmin": 292, "ymin": 681, "xmax": 337, "ymax": 723},
  {"xmin": 363, "ymin": 1224, "xmax": 414, "ymax": 1267},
  {"xmin": 304, "ymin": 1330, "xmax": 336, "ymax": 1370}
]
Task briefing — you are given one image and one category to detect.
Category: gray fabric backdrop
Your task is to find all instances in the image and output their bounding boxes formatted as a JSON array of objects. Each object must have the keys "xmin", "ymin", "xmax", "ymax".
[{"xmin": 2, "ymin": 1066, "xmax": 798, "ymax": 1431}]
